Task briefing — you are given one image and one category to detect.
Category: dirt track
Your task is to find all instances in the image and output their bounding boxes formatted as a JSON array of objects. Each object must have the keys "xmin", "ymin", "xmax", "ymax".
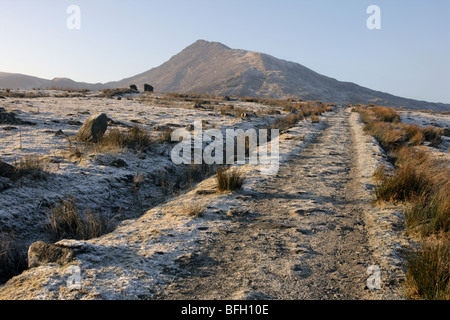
[{"xmin": 155, "ymin": 108, "xmax": 387, "ymax": 300}]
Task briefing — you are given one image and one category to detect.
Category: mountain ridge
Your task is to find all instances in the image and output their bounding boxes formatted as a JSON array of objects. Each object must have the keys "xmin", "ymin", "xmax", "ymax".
[{"xmin": 1, "ymin": 40, "xmax": 449, "ymax": 111}]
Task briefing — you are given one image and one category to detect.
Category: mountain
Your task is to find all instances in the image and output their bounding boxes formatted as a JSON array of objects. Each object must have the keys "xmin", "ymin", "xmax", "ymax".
[
  {"xmin": 0, "ymin": 72, "xmax": 52, "ymax": 90},
  {"xmin": 0, "ymin": 72, "xmax": 104, "ymax": 91},
  {"xmin": 1, "ymin": 40, "xmax": 449, "ymax": 111},
  {"xmin": 107, "ymin": 40, "xmax": 450, "ymax": 111}
]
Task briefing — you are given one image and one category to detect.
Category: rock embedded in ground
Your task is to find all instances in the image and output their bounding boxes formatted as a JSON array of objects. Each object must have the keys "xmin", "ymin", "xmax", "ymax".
[
  {"xmin": 76, "ymin": 113, "xmax": 108, "ymax": 143},
  {"xmin": 110, "ymin": 158, "xmax": 128, "ymax": 167},
  {"xmin": 27, "ymin": 241, "xmax": 74, "ymax": 268}
]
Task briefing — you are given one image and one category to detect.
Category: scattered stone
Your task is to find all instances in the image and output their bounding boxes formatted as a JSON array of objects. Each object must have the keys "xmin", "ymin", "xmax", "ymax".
[
  {"xmin": 27, "ymin": 241, "xmax": 74, "ymax": 268},
  {"xmin": 76, "ymin": 113, "xmax": 108, "ymax": 143},
  {"xmin": 2, "ymin": 126, "xmax": 17, "ymax": 131},
  {"xmin": 110, "ymin": 158, "xmax": 128, "ymax": 168},
  {"xmin": 196, "ymin": 189, "xmax": 217, "ymax": 195},
  {"xmin": 68, "ymin": 120, "xmax": 83, "ymax": 126},
  {"xmin": 226, "ymin": 208, "xmax": 249, "ymax": 217},
  {"xmin": 54, "ymin": 129, "xmax": 67, "ymax": 137}
]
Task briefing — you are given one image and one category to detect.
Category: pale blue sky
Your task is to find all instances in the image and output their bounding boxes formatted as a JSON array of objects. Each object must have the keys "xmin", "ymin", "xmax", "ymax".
[{"xmin": 0, "ymin": 0, "xmax": 449, "ymax": 103}]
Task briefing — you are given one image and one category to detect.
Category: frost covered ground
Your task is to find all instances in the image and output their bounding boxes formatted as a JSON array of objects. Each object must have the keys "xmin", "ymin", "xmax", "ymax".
[
  {"xmin": 0, "ymin": 93, "xmax": 448, "ymax": 299},
  {"xmin": 0, "ymin": 92, "xmax": 276, "ymax": 253}
]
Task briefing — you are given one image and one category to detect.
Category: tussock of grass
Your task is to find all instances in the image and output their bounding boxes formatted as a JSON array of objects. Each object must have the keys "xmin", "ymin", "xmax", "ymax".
[
  {"xmin": 405, "ymin": 182, "xmax": 450, "ymax": 237},
  {"xmin": 422, "ymin": 126, "xmax": 442, "ymax": 147},
  {"xmin": 311, "ymin": 115, "xmax": 321, "ymax": 123},
  {"xmin": 406, "ymin": 240, "xmax": 450, "ymax": 300},
  {"xmin": 374, "ymin": 148, "xmax": 434, "ymax": 202},
  {"xmin": 215, "ymin": 167, "xmax": 245, "ymax": 192},
  {"xmin": 12, "ymin": 155, "xmax": 48, "ymax": 180},
  {"xmin": 184, "ymin": 202, "xmax": 207, "ymax": 217},
  {"xmin": 375, "ymin": 147, "xmax": 449, "ymax": 237},
  {"xmin": 45, "ymin": 196, "xmax": 112, "ymax": 241},
  {"xmin": 97, "ymin": 126, "xmax": 153, "ymax": 153}
]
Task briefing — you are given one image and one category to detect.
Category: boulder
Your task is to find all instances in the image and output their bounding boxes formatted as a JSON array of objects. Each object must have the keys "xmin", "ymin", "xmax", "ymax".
[
  {"xmin": 110, "ymin": 158, "xmax": 128, "ymax": 168},
  {"xmin": 129, "ymin": 84, "xmax": 138, "ymax": 92},
  {"xmin": 0, "ymin": 160, "xmax": 15, "ymax": 178},
  {"xmin": 68, "ymin": 120, "xmax": 83, "ymax": 126},
  {"xmin": 27, "ymin": 241, "xmax": 74, "ymax": 268},
  {"xmin": 76, "ymin": 113, "xmax": 108, "ymax": 143},
  {"xmin": 144, "ymin": 84, "xmax": 154, "ymax": 92},
  {"xmin": 0, "ymin": 108, "xmax": 19, "ymax": 125}
]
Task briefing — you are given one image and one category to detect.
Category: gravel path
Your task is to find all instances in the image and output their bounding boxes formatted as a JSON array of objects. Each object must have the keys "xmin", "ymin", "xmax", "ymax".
[{"xmin": 156, "ymin": 107, "xmax": 383, "ymax": 300}]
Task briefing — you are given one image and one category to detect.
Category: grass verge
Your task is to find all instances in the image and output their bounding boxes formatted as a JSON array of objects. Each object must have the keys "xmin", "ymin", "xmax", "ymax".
[{"xmin": 357, "ymin": 105, "xmax": 449, "ymax": 300}]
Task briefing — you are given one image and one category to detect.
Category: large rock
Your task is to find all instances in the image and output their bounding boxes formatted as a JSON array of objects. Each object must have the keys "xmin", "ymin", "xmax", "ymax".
[
  {"xmin": 144, "ymin": 84, "xmax": 153, "ymax": 92},
  {"xmin": 28, "ymin": 241, "xmax": 74, "ymax": 268},
  {"xmin": 0, "ymin": 160, "xmax": 15, "ymax": 178},
  {"xmin": 76, "ymin": 113, "xmax": 108, "ymax": 143},
  {"xmin": 0, "ymin": 108, "xmax": 20, "ymax": 125}
]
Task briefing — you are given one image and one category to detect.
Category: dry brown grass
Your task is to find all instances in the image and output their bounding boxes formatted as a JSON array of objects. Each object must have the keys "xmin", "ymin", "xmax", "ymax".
[
  {"xmin": 12, "ymin": 155, "xmax": 48, "ymax": 180},
  {"xmin": 45, "ymin": 196, "xmax": 113, "ymax": 241},
  {"xmin": 184, "ymin": 202, "xmax": 207, "ymax": 217},
  {"xmin": 215, "ymin": 166, "xmax": 245, "ymax": 192},
  {"xmin": 97, "ymin": 126, "xmax": 154, "ymax": 153},
  {"xmin": 375, "ymin": 147, "xmax": 435, "ymax": 202},
  {"xmin": 422, "ymin": 126, "xmax": 442, "ymax": 147},
  {"xmin": 360, "ymin": 104, "xmax": 450, "ymax": 299},
  {"xmin": 311, "ymin": 115, "xmax": 321, "ymax": 123},
  {"xmin": 358, "ymin": 105, "xmax": 449, "ymax": 299},
  {"xmin": 406, "ymin": 240, "xmax": 450, "ymax": 300}
]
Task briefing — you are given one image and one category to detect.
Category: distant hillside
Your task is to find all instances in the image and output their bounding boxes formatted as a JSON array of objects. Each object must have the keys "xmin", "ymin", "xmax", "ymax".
[
  {"xmin": 2, "ymin": 41, "xmax": 449, "ymax": 111},
  {"xmin": 0, "ymin": 72, "xmax": 104, "ymax": 91}
]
